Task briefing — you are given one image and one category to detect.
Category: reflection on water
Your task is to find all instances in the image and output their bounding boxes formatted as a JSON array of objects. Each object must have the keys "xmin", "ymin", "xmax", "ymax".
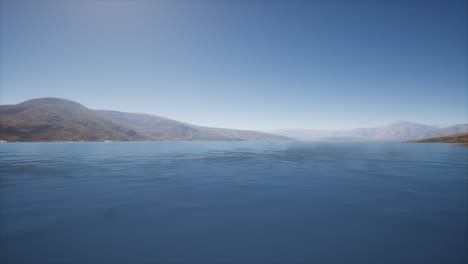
[{"xmin": 1, "ymin": 141, "xmax": 467, "ymax": 264}]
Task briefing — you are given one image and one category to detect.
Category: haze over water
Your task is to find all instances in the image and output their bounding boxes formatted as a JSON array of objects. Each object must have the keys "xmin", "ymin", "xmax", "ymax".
[{"xmin": 1, "ymin": 141, "xmax": 467, "ymax": 263}]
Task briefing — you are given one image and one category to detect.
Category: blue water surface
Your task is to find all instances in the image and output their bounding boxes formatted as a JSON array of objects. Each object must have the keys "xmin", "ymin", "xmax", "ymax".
[{"xmin": 0, "ymin": 141, "xmax": 467, "ymax": 264}]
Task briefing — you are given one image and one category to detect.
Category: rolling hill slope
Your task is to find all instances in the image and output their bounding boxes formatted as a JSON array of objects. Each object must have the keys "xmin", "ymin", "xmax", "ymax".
[
  {"xmin": 96, "ymin": 110, "xmax": 290, "ymax": 141},
  {"xmin": 0, "ymin": 98, "xmax": 290, "ymax": 142},
  {"xmin": 0, "ymin": 98, "xmax": 149, "ymax": 141}
]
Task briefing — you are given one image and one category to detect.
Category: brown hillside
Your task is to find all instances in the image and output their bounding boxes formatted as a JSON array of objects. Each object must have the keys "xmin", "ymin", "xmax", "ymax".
[
  {"xmin": 406, "ymin": 133, "xmax": 468, "ymax": 143},
  {"xmin": 0, "ymin": 98, "xmax": 149, "ymax": 142}
]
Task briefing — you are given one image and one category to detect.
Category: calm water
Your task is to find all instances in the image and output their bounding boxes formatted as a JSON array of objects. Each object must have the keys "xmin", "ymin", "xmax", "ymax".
[{"xmin": 0, "ymin": 141, "xmax": 467, "ymax": 264}]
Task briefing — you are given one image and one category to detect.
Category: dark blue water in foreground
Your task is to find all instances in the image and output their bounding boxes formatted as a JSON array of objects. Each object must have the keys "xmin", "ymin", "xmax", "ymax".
[{"xmin": 0, "ymin": 141, "xmax": 467, "ymax": 264}]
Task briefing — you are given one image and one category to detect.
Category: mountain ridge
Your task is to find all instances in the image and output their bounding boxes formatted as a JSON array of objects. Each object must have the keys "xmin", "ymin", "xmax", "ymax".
[
  {"xmin": 0, "ymin": 98, "xmax": 290, "ymax": 142},
  {"xmin": 0, "ymin": 98, "xmax": 149, "ymax": 141},
  {"xmin": 1, "ymin": 98, "xmax": 466, "ymax": 142},
  {"xmin": 96, "ymin": 110, "xmax": 291, "ymax": 141},
  {"xmin": 266, "ymin": 122, "xmax": 468, "ymax": 141}
]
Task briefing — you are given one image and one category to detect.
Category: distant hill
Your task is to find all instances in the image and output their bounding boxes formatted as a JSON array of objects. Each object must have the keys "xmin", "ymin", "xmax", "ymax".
[
  {"xmin": 266, "ymin": 121, "xmax": 468, "ymax": 141},
  {"xmin": 0, "ymin": 98, "xmax": 149, "ymax": 142},
  {"xmin": 406, "ymin": 133, "xmax": 468, "ymax": 144},
  {"xmin": 2, "ymin": 98, "xmax": 464, "ymax": 142},
  {"xmin": 0, "ymin": 98, "xmax": 290, "ymax": 142},
  {"xmin": 96, "ymin": 110, "xmax": 290, "ymax": 141}
]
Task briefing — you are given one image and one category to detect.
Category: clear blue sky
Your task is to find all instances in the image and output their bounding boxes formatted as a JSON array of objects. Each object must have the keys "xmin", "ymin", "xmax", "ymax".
[{"xmin": 1, "ymin": 0, "xmax": 467, "ymax": 130}]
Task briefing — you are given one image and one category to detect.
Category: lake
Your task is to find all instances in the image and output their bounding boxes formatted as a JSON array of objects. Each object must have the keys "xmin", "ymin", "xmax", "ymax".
[{"xmin": 0, "ymin": 141, "xmax": 467, "ymax": 263}]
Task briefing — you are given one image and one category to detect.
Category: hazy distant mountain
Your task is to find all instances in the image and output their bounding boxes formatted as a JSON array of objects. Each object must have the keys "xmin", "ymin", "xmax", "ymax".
[
  {"xmin": 97, "ymin": 110, "xmax": 290, "ymax": 141},
  {"xmin": 440, "ymin": 124, "xmax": 468, "ymax": 135},
  {"xmin": 95, "ymin": 110, "xmax": 228, "ymax": 141},
  {"xmin": 431, "ymin": 122, "xmax": 458, "ymax": 128},
  {"xmin": 0, "ymin": 98, "xmax": 290, "ymax": 142},
  {"xmin": 2, "ymin": 98, "xmax": 464, "ymax": 142},
  {"xmin": 267, "ymin": 121, "xmax": 468, "ymax": 141}
]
